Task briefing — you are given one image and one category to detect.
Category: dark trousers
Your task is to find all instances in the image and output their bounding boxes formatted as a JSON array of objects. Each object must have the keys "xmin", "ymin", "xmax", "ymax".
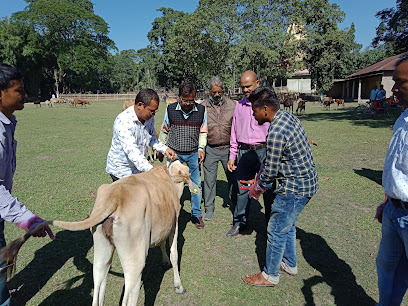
[
  {"xmin": 203, "ymin": 146, "xmax": 237, "ymax": 213},
  {"xmin": 0, "ymin": 221, "xmax": 11, "ymax": 305},
  {"xmin": 233, "ymin": 148, "xmax": 275, "ymax": 226}
]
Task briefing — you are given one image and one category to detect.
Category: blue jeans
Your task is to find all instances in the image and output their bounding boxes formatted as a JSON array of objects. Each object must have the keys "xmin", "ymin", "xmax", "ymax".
[
  {"xmin": 376, "ymin": 200, "xmax": 408, "ymax": 306},
  {"xmin": 0, "ymin": 222, "xmax": 10, "ymax": 306},
  {"xmin": 177, "ymin": 152, "xmax": 203, "ymax": 218},
  {"xmin": 264, "ymin": 193, "xmax": 310, "ymax": 276}
]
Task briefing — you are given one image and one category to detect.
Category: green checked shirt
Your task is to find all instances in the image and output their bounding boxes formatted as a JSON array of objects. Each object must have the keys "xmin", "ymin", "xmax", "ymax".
[{"xmin": 258, "ymin": 109, "xmax": 319, "ymax": 197}]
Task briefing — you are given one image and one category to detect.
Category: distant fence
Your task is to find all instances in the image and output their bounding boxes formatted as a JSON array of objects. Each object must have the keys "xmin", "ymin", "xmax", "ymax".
[{"xmin": 60, "ymin": 93, "xmax": 138, "ymax": 101}]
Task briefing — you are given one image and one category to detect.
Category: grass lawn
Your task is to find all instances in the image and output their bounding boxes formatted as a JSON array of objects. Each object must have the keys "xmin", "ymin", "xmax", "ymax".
[{"xmin": 4, "ymin": 100, "xmax": 406, "ymax": 305}]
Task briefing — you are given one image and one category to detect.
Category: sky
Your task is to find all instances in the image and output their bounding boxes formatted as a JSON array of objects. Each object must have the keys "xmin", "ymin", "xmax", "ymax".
[{"xmin": 2, "ymin": 0, "xmax": 397, "ymax": 52}]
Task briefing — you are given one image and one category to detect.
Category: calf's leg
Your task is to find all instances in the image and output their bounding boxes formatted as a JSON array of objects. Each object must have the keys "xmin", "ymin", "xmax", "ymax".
[
  {"xmin": 115, "ymin": 225, "xmax": 149, "ymax": 306},
  {"xmin": 92, "ymin": 224, "xmax": 115, "ymax": 306},
  {"xmin": 169, "ymin": 221, "xmax": 184, "ymax": 294}
]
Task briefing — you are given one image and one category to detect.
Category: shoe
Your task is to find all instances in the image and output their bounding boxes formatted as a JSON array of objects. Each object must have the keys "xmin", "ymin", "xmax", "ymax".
[
  {"xmin": 242, "ymin": 272, "xmax": 278, "ymax": 287},
  {"xmin": 203, "ymin": 212, "xmax": 213, "ymax": 221},
  {"xmin": 280, "ymin": 261, "xmax": 298, "ymax": 275},
  {"xmin": 191, "ymin": 216, "xmax": 205, "ymax": 229},
  {"xmin": 226, "ymin": 225, "xmax": 240, "ymax": 237}
]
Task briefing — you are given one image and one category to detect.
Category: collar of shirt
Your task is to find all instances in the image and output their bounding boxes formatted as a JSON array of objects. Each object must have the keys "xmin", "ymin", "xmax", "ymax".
[
  {"xmin": 0, "ymin": 111, "xmax": 13, "ymax": 125},
  {"xmin": 126, "ymin": 105, "xmax": 145, "ymax": 126},
  {"xmin": 270, "ymin": 108, "xmax": 283, "ymax": 124},
  {"xmin": 176, "ymin": 102, "xmax": 198, "ymax": 118},
  {"xmin": 240, "ymin": 96, "xmax": 251, "ymax": 106}
]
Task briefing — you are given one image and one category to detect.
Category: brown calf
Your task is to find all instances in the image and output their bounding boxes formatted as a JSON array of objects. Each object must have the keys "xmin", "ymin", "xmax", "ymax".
[{"xmin": 73, "ymin": 98, "xmax": 90, "ymax": 107}]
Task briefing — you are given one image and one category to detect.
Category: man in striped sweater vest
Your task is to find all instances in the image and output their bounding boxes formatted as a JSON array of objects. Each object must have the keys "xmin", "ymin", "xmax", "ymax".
[{"xmin": 159, "ymin": 82, "xmax": 208, "ymax": 229}]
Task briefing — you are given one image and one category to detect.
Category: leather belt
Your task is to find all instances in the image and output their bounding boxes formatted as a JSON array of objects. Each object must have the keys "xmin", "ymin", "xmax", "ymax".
[
  {"xmin": 391, "ymin": 198, "xmax": 408, "ymax": 210},
  {"xmin": 239, "ymin": 143, "xmax": 267, "ymax": 150},
  {"xmin": 208, "ymin": 143, "xmax": 230, "ymax": 148}
]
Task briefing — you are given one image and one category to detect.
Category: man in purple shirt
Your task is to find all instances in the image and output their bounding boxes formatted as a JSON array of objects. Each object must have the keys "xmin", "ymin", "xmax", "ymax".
[
  {"xmin": 0, "ymin": 63, "xmax": 54, "ymax": 305},
  {"xmin": 226, "ymin": 71, "xmax": 275, "ymax": 237}
]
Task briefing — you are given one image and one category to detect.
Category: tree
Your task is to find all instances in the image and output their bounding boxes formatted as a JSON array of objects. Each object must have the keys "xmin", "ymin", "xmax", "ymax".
[
  {"xmin": 372, "ymin": 0, "xmax": 408, "ymax": 55},
  {"xmin": 299, "ymin": 0, "xmax": 360, "ymax": 92},
  {"xmin": 12, "ymin": 0, "xmax": 116, "ymax": 94}
]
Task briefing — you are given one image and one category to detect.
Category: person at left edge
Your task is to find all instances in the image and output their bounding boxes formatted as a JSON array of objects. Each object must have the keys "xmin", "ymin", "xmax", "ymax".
[{"xmin": 0, "ymin": 63, "xmax": 55, "ymax": 305}]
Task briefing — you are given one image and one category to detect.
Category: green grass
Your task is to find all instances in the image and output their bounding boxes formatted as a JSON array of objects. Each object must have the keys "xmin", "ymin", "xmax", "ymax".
[{"xmin": 4, "ymin": 100, "xmax": 406, "ymax": 305}]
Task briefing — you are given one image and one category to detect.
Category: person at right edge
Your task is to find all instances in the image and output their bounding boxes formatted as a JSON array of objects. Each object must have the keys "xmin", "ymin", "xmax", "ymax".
[{"xmin": 375, "ymin": 52, "xmax": 408, "ymax": 306}]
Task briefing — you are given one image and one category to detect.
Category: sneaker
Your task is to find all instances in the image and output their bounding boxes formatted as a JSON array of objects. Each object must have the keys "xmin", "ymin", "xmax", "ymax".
[
  {"xmin": 204, "ymin": 212, "xmax": 214, "ymax": 221},
  {"xmin": 280, "ymin": 261, "xmax": 298, "ymax": 276}
]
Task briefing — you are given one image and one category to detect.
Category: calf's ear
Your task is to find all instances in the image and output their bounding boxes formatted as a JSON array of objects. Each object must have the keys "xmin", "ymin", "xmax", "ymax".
[{"xmin": 187, "ymin": 180, "xmax": 200, "ymax": 195}]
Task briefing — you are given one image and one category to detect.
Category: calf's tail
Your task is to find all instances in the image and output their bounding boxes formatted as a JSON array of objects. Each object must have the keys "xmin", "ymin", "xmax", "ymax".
[{"xmin": 0, "ymin": 221, "xmax": 52, "ymax": 279}]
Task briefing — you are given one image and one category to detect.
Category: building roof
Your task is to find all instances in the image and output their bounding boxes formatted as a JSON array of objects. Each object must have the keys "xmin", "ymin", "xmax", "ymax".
[{"xmin": 348, "ymin": 53, "xmax": 403, "ymax": 78}]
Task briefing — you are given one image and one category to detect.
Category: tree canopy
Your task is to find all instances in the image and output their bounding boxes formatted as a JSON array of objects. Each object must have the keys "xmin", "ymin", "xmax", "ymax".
[
  {"xmin": 372, "ymin": 0, "xmax": 408, "ymax": 55},
  {"xmin": 0, "ymin": 0, "xmax": 397, "ymax": 96}
]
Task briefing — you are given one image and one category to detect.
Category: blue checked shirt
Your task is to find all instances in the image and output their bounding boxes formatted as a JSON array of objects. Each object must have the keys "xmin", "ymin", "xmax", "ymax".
[
  {"xmin": 106, "ymin": 106, "xmax": 168, "ymax": 178},
  {"xmin": 259, "ymin": 109, "xmax": 318, "ymax": 197}
]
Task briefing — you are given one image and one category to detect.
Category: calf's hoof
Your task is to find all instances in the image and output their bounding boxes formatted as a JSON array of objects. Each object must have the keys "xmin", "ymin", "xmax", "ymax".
[{"xmin": 175, "ymin": 286, "xmax": 185, "ymax": 294}]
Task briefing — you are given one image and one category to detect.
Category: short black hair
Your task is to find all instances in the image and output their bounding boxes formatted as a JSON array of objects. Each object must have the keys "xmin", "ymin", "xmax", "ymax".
[
  {"xmin": 0, "ymin": 63, "xmax": 23, "ymax": 91},
  {"xmin": 396, "ymin": 52, "xmax": 408, "ymax": 67},
  {"xmin": 179, "ymin": 82, "xmax": 195, "ymax": 97},
  {"xmin": 135, "ymin": 88, "xmax": 159, "ymax": 106},
  {"xmin": 248, "ymin": 87, "xmax": 280, "ymax": 111}
]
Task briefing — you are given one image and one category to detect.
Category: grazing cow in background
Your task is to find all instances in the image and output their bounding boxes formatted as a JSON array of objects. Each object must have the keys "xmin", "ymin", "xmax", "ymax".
[
  {"xmin": 282, "ymin": 96, "xmax": 296, "ymax": 113},
  {"xmin": 122, "ymin": 100, "xmax": 134, "ymax": 110},
  {"xmin": 33, "ymin": 100, "xmax": 41, "ymax": 107},
  {"xmin": 0, "ymin": 161, "xmax": 199, "ymax": 306},
  {"xmin": 322, "ymin": 97, "xmax": 333, "ymax": 110},
  {"xmin": 45, "ymin": 100, "xmax": 54, "ymax": 107},
  {"xmin": 73, "ymin": 98, "xmax": 90, "ymax": 107},
  {"xmin": 296, "ymin": 100, "xmax": 306, "ymax": 115},
  {"xmin": 165, "ymin": 97, "xmax": 178, "ymax": 104},
  {"xmin": 335, "ymin": 99, "xmax": 345, "ymax": 109}
]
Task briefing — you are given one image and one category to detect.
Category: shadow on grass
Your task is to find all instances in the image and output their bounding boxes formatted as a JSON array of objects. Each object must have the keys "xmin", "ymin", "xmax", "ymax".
[
  {"xmin": 216, "ymin": 179, "xmax": 237, "ymax": 215},
  {"xmin": 354, "ymin": 168, "xmax": 383, "ymax": 185},
  {"xmin": 10, "ymin": 230, "xmax": 93, "ymax": 305},
  {"xmin": 297, "ymin": 228, "xmax": 376, "ymax": 306},
  {"xmin": 298, "ymin": 106, "xmax": 401, "ymax": 129}
]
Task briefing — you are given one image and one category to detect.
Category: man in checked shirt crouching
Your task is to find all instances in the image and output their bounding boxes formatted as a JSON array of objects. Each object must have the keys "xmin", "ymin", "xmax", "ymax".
[{"xmin": 242, "ymin": 87, "xmax": 319, "ymax": 287}]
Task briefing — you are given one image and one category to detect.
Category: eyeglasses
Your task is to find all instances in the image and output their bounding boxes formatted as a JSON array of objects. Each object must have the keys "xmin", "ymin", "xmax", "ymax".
[
  {"xmin": 143, "ymin": 103, "xmax": 158, "ymax": 115},
  {"xmin": 180, "ymin": 98, "xmax": 195, "ymax": 104},
  {"xmin": 211, "ymin": 90, "xmax": 223, "ymax": 94}
]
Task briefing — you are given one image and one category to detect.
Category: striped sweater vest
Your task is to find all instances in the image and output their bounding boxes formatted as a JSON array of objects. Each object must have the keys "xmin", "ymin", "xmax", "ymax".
[{"xmin": 167, "ymin": 103, "xmax": 205, "ymax": 154}]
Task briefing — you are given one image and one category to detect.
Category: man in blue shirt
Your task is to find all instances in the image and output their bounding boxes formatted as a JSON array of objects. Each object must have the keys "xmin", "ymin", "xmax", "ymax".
[
  {"xmin": 370, "ymin": 86, "xmax": 379, "ymax": 101},
  {"xmin": 0, "ymin": 63, "xmax": 54, "ymax": 305}
]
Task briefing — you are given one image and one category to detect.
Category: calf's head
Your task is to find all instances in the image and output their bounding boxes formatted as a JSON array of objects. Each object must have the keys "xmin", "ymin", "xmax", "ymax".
[{"xmin": 168, "ymin": 160, "xmax": 200, "ymax": 198}]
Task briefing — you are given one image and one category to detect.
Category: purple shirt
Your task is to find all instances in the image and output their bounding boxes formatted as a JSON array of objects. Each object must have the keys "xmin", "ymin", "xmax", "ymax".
[
  {"xmin": 0, "ymin": 112, "xmax": 35, "ymax": 225},
  {"xmin": 229, "ymin": 97, "xmax": 270, "ymax": 160}
]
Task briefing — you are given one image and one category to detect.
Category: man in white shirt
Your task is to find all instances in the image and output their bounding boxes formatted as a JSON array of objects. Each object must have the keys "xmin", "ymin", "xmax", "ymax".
[
  {"xmin": 106, "ymin": 89, "xmax": 177, "ymax": 181},
  {"xmin": 375, "ymin": 52, "xmax": 408, "ymax": 305}
]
